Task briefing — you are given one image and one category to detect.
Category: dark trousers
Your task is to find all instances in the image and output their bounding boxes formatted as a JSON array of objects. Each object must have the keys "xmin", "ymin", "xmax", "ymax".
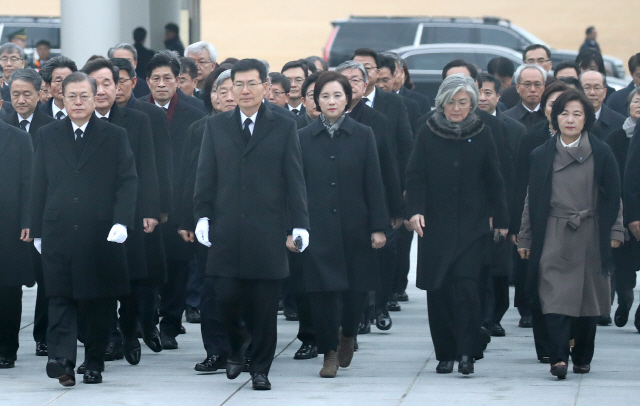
[
  {"xmin": 185, "ymin": 258, "xmax": 203, "ymax": 309},
  {"xmin": 376, "ymin": 228, "xmax": 398, "ymax": 308},
  {"xmin": 113, "ymin": 283, "xmax": 159, "ymax": 343},
  {"xmin": 482, "ymin": 275, "xmax": 510, "ymax": 326},
  {"xmin": 200, "ymin": 277, "xmax": 229, "ymax": 357},
  {"xmin": 214, "ymin": 277, "xmax": 281, "ymax": 376},
  {"xmin": 32, "ymin": 245, "xmax": 48, "ymax": 344},
  {"xmin": 308, "ymin": 291, "xmax": 367, "ymax": 354},
  {"xmin": 613, "ymin": 239, "xmax": 640, "ymax": 313},
  {"xmin": 393, "ymin": 227, "xmax": 413, "ymax": 294},
  {"xmin": 531, "ymin": 303, "xmax": 550, "ymax": 360},
  {"xmin": 0, "ymin": 286, "xmax": 22, "ymax": 361},
  {"xmin": 47, "ymin": 296, "xmax": 112, "ymax": 370},
  {"xmin": 513, "ymin": 252, "xmax": 531, "ymax": 318},
  {"xmin": 159, "ymin": 259, "xmax": 190, "ymax": 337},
  {"xmin": 295, "ymin": 294, "xmax": 315, "ymax": 345},
  {"xmin": 544, "ymin": 313, "xmax": 597, "ymax": 365}
]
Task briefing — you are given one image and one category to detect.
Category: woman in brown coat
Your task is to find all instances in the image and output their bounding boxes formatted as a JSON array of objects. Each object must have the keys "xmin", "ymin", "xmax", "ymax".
[{"xmin": 517, "ymin": 90, "xmax": 624, "ymax": 379}]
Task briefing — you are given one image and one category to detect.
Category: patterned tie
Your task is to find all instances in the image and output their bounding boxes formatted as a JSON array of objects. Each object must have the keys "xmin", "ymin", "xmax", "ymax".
[
  {"xmin": 20, "ymin": 120, "xmax": 29, "ymax": 131},
  {"xmin": 242, "ymin": 118, "xmax": 252, "ymax": 146},
  {"xmin": 55, "ymin": 111, "xmax": 65, "ymax": 120}
]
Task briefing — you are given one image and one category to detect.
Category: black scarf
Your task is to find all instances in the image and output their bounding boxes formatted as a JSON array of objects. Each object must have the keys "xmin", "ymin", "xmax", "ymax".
[{"xmin": 427, "ymin": 111, "xmax": 484, "ymax": 140}]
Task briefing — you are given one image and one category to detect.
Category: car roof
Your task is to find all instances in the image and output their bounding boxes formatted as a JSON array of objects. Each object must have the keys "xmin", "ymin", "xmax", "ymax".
[{"xmin": 390, "ymin": 43, "xmax": 524, "ymax": 59}]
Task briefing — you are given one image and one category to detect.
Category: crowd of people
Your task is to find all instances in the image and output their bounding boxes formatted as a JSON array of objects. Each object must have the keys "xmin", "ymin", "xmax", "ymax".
[{"xmin": 1, "ymin": 24, "xmax": 640, "ymax": 390}]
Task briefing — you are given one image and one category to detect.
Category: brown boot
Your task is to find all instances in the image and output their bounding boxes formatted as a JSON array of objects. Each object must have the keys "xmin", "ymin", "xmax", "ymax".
[
  {"xmin": 337, "ymin": 333, "xmax": 354, "ymax": 368},
  {"xmin": 319, "ymin": 350, "xmax": 338, "ymax": 378}
]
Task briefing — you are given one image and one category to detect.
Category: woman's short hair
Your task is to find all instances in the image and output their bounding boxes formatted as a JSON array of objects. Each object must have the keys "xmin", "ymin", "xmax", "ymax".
[
  {"xmin": 434, "ymin": 73, "xmax": 479, "ymax": 112},
  {"xmin": 540, "ymin": 81, "xmax": 569, "ymax": 111},
  {"xmin": 627, "ymin": 88, "xmax": 640, "ymax": 115},
  {"xmin": 550, "ymin": 90, "xmax": 596, "ymax": 133},
  {"xmin": 312, "ymin": 71, "xmax": 352, "ymax": 113},
  {"xmin": 203, "ymin": 66, "xmax": 229, "ymax": 113}
]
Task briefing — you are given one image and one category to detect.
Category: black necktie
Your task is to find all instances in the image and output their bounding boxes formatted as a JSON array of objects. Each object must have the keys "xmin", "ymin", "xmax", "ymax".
[
  {"xmin": 100, "ymin": 117, "xmax": 108, "ymax": 122},
  {"xmin": 242, "ymin": 118, "xmax": 252, "ymax": 146},
  {"xmin": 75, "ymin": 128, "xmax": 84, "ymax": 157},
  {"xmin": 56, "ymin": 111, "xmax": 65, "ymax": 120},
  {"xmin": 20, "ymin": 120, "xmax": 28, "ymax": 131},
  {"xmin": 292, "ymin": 108, "xmax": 299, "ymax": 115}
]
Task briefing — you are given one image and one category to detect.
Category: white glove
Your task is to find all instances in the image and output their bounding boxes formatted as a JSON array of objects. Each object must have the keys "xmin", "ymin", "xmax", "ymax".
[
  {"xmin": 292, "ymin": 228, "xmax": 309, "ymax": 252},
  {"xmin": 195, "ymin": 217, "xmax": 211, "ymax": 247},
  {"xmin": 107, "ymin": 224, "xmax": 128, "ymax": 243},
  {"xmin": 34, "ymin": 238, "xmax": 42, "ymax": 254}
]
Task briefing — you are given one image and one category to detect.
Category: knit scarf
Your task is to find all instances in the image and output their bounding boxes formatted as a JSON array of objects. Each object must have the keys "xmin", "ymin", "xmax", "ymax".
[
  {"xmin": 320, "ymin": 113, "xmax": 346, "ymax": 137},
  {"xmin": 427, "ymin": 111, "xmax": 484, "ymax": 140},
  {"xmin": 623, "ymin": 116, "xmax": 636, "ymax": 138}
]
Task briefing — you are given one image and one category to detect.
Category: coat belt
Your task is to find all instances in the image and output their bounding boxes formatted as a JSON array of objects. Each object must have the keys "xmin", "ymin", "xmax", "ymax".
[{"xmin": 549, "ymin": 207, "xmax": 596, "ymax": 260}]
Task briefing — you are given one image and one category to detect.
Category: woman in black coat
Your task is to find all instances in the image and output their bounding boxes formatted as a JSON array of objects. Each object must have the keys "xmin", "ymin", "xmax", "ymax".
[
  {"xmin": 405, "ymin": 74, "xmax": 508, "ymax": 375},
  {"xmin": 292, "ymin": 72, "xmax": 389, "ymax": 378}
]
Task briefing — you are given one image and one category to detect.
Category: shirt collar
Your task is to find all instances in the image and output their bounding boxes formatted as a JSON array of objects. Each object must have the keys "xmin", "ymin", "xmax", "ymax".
[
  {"xmin": 52, "ymin": 101, "xmax": 67, "ymax": 117},
  {"xmin": 595, "ymin": 108, "xmax": 602, "ymax": 120},
  {"xmin": 240, "ymin": 109, "xmax": 259, "ymax": 128},
  {"xmin": 18, "ymin": 112, "xmax": 34, "ymax": 123},
  {"xmin": 71, "ymin": 120, "xmax": 89, "ymax": 134},
  {"xmin": 287, "ymin": 102, "xmax": 302, "ymax": 111},
  {"xmin": 363, "ymin": 87, "xmax": 377, "ymax": 105},
  {"xmin": 561, "ymin": 134, "xmax": 582, "ymax": 148},
  {"xmin": 155, "ymin": 100, "xmax": 171, "ymax": 110},
  {"xmin": 522, "ymin": 103, "xmax": 540, "ymax": 113},
  {"xmin": 491, "ymin": 110, "xmax": 497, "ymax": 116},
  {"xmin": 95, "ymin": 109, "xmax": 111, "ymax": 119}
]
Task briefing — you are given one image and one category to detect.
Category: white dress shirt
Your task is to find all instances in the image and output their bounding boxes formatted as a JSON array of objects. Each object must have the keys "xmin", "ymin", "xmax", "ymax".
[
  {"xmin": 595, "ymin": 108, "xmax": 602, "ymax": 120},
  {"xmin": 155, "ymin": 100, "xmax": 171, "ymax": 110},
  {"xmin": 52, "ymin": 102, "xmax": 67, "ymax": 119},
  {"xmin": 560, "ymin": 134, "xmax": 581, "ymax": 148},
  {"xmin": 287, "ymin": 102, "xmax": 303, "ymax": 113},
  {"xmin": 17, "ymin": 112, "xmax": 34, "ymax": 132},
  {"xmin": 95, "ymin": 110, "xmax": 111, "ymax": 120},
  {"xmin": 363, "ymin": 87, "xmax": 377, "ymax": 107},
  {"xmin": 71, "ymin": 121, "xmax": 89, "ymax": 139},
  {"xmin": 240, "ymin": 109, "xmax": 259, "ymax": 135}
]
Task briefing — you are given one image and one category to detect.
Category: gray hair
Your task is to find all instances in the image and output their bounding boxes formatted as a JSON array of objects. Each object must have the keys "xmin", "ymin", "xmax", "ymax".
[
  {"xmin": 335, "ymin": 60, "xmax": 368, "ymax": 83},
  {"xmin": 514, "ymin": 64, "xmax": 547, "ymax": 83},
  {"xmin": 108, "ymin": 43, "xmax": 138, "ymax": 61},
  {"xmin": 627, "ymin": 88, "xmax": 640, "ymax": 114},
  {"xmin": 435, "ymin": 73, "xmax": 479, "ymax": 111},
  {"xmin": 184, "ymin": 41, "xmax": 217, "ymax": 63},
  {"xmin": 260, "ymin": 60, "xmax": 270, "ymax": 75},
  {"xmin": 8, "ymin": 68, "xmax": 42, "ymax": 92},
  {"xmin": 0, "ymin": 43, "xmax": 26, "ymax": 60},
  {"xmin": 215, "ymin": 70, "xmax": 231, "ymax": 91},
  {"xmin": 579, "ymin": 70, "xmax": 607, "ymax": 86},
  {"xmin": 380, "ymin": 51, "xmax": 403, "ymax": 70}
]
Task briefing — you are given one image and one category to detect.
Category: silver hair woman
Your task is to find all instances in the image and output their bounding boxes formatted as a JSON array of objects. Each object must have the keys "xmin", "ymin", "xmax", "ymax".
[{"xmin": 404, "ymin": 72, "xmax": 509, "ymax": 376}]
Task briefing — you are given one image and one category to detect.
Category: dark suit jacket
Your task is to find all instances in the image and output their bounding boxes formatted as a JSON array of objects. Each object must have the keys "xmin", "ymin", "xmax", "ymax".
[
  {"xmin": 287, "ymin": 103, "xmax": 306, "ymax": 116},
  {"xmin": 177, "ymin": 88, "xmax": 206, "ymax": 113},
  {"xmin": 399, "ymin": 86, "xmax": 431, "ymax": 115},
  {"xmin": 295, "ymin": 113, "xmax": 315, "ymax": 129},
  {"xmin": 624, "ymin": 123, "xmax": 640, "ymax": 224},
  {"xmin": 1, "ymin": 83, "xmax": 9, "ymax": 105},
  {"xmin": 0, "ymin": 108, "xmax": 6, "ymax": 120},
  {"xmin": 503, "ymin": 102, "xmax": 546, "ymax": 131},
  {"xmin": 134, "ymin": 43, "xmax": 156, "ymax": 79},
  {"xmin": 495, "ymin": 109, "xmax": 526, "ymax": 159},
  {"xmin": 264, "ymin": 99, "xmax": 295, "ymax": 119},
  {"xmin": 606, "ymin": 81, "xmax": 636, "ymax": 116},
  {"xmin": 3, "ymin": 108, "xmax": 55, "ymax": 146},
  {"xmin": 31, "ymin": 115, "xmax": 138, "ymax": 299},
  {"xmin": 500, "ymin": 85, "xmax": 520, "ymax": 110},
  {"xmin": 594, "ymin": 104, "xmax": 626, "ymax": 141},
  {"xmin": 0, "ymin": 120, "xmax": 33, "ymax": 286},
  {"xmin": 400, "ymin": 94, "xmax": 422, "ymax": 137},
  {"xmin": 193, "ymin": 104, "xmax": 309, "ymax": 279},
  {"xmin": 133, "ymin": 76, "xmax": 151, "ymax": 98},
  {"xmin": 38, "ymin": 97, "xmax": 57, "ymax": 118}
]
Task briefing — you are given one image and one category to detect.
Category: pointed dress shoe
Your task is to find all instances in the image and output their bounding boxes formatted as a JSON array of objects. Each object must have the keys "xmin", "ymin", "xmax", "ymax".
[
  {"xmin": 195, "ymin": 354, "xmax": 227, "ymax": 372},
  {"xmin": 518, "ymin": 316, "xmax": 532, "ymax": 328},
  {"xmin": 46, "ymin": 358, "xmax": 76, "ymax": 387},
  {"xmin": 597, "ymin": 315, "xmax": 612, "ymax": 326},
  {"xmin": 458, "ymin": 355, "xmax": 474, "ymax": 375},
  {"xmin": 397, "ymin": 291, "xmax": 409, "ymax": 302},
  {"xmin": 142, "ymin": 326, "xmax": 163, "ymax": 352},
  {"xmin": 35, "ymin": 341, "xmax": 48, "ymax": 356},
  {"xmin": 294, "ymin": 343, "xmax": 318, "ymax": 360},
  {"xmin": 0, "ymin": 356, "xmax": 15, "ymax": 369},
  {"xmin": 387, "ymin": 298, "xmax": 401, "ymax": 312},
  {"xmin": 551, "ymin": 362, "xmax": 568, "ymax": 379},
  {"xmin": 375, "ymin": 307, "xmax": 392, "ymax": 331},
  {"xmin": 614, "ymin": 306, "xmax": 630, "ymax": 327},
  {"xmin": 489, "ymin": 322, "xmax": 506, "ymax": 337},
  {"xmin": 252, "ymin": 373, "xmax": 271, "ymax": 390},
  {"xmin": 123, "ymin": 337, "xmax": 142, "ymax": 365},
  {"xmin": 83, "ymin": 369, "xmax": 103, "ymax": 384},
  {"xmin": 104, "ymin": 341, "xmax": 124, "ymax": 361},
  {"xmin": 160, "ymin": 332, "xmax": 178, "ymax": 350},
  {"xmin": 436, "ymin": 360, "xmax": 454, "ymax": 374},
  {"xmin": 226, "ymin": 334, "xmax": 251, "ymax": 380},
  {"xmin": 185, "ymin": 306, "xmax": 201, "ymax": 324}
]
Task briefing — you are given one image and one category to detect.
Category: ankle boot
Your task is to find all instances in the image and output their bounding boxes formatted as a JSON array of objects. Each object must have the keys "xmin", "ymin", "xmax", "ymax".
[
  {"xmin": 337, "ymin": 333, "xmax": 354, "ymax": 368},
  {"xmin": 319, "ymin": 350, "xmax": 338, "ymax": 378}
]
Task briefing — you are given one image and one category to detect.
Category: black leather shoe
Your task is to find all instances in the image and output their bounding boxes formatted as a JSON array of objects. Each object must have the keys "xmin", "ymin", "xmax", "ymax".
[
  {"xmin": 195, "ymin": 355, "xmax": 227, "ymax": 372},
  {"xmin": 598, "ymin": 315, "xmax": 612, "ymax": 326},
  {"xmin": 387, "ymin": 299, "xmax": 401, "ymax": 312},
  {"xmin": 0, "ymin": 356, "xmax": 15, "ymax": 369},
  {"xmin": 353, "ymin": 336, "xmax": 358, "ymax": 352},
  {"xmin": 123, "ymin": 337, "xmax": 141, "ymax": 365},
  {"xmin": 243, "ymin": 357, "xmax": 251, "ymax": 372},
  {"xmin": 77, "ymin": 362, "xmax": 86, "ymax": 375},
  {"xmin": 46, "ymin": 358, "xmax": 75, "ymax": 387},
  {"xmin": 489, "ymin": 322, "xmax": 506, "ymax": 337},
  {"xmin": 252, "ymin": 373, "xmax": 271, "ymax": 390},
  {"xmin": 35, "ymin": 341, "xmax": 48, "ymax": 356},
  {"xmin": 480, "ymin": 326, "xmax": 492, "ymax": 346},
  {"xmin": 160, "ymin": 332, "xmax": 178, "ymax": 350},
  {"xmin": 551, "ymin": 362, "xmax": 568, "ymax": 379},
  {"xmin": 518, "ymin": 316, "xmax": 532, "ymax": 328},
  {"xmin": 179, "ymin": 325, "xmax": 186, "ymax": 334},
  {"xmin": 540, "ymin": 356, "xmax": 551, "ymax": 364},
  {"xmin": 185, "ymin": 306, "xmax": 201, "ymax": 324},
  {"xmin": 436, "ymin": 360, "xmax": 454, "ymax": 374},
  {"xmin": 83, "ymin": 370, "xmax": 103, "ymax": 384},
  {"xmin": 358, "ymin": 317, "xmax": 371, "ymax": 334},
  {"xmin": 635, "ymin": 315, "xmax": 640, "ymax": 333},
  {"xmin": 375, "ymin": 307, "xmax": 392, "ymax": 330},
  {"xmin": 284, "ymin": 307, "xmax": 299, "ymax": 321},
  {"xmin": 104, "ymin": 341, "xmax": 124, "ymax": 361},
  {"xmin": 294, "ymin": 343, "xmax": 318, "ymax": 360},
  {"xmin": 615, "ymin": 307, "xmax": 630, "ymax": 327},
  {"xmin": 573, "ymin": 364, "xmax": 590, "ymax": 374},
  {"xmin": 142, "ymin": 326, "xmax": 163, "ymax": 353},
  {"xmin": 226, "ymin": 333, "xmax": 251, "ymax": 380},
  {"xmin": 397, "ymin": 291, "xmax": 409, "ymax": 302},
  {"xmin": 458, "ymin": 355, "xmax": 474, "ymax": 375}
]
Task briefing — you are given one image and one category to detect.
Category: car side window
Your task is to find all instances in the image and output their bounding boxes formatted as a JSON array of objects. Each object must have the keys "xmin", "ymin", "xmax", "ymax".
[
  {"xmin": 478, "ymin": 27, "xmax": 521, "ymax": 50},
  {"xmin": 421, "ymin": 26, "xmax": 472, "ymax": 44},
  {"xmin": 405, "ymin": 52, "xmax": 462, "ymax": 71}
]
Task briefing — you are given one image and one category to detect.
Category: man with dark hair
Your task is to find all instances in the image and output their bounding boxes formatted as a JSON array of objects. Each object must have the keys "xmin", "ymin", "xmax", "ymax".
[
  {"xmin": 39, "ymin": 56, "xmax": 78, "ymax": 119},
  {"xmin": 281, "ymin": 60, "xmax": 308, "ymax": 115},
  {"xmin": 179, "ymin": 56, "xmax": 199, "ymax": 97},
  {"xmin": 606, "ymin": 53, "xmax": 640, "ymax": 116},
  {"xmin": 0, "ymin": 43, "xmax": 26, "ymax": 108},
  {"xmin": 501, "ymin": 45, "xmax": 553, "ymax": 109},
  {"xmin": 393, "ymin": 56, "xmax": 431, "ymax": 114},
  {"xmin": 133, "ymin": 27, "xmax": 155, "ymax": 79},
  {"xmin": 109, "ymin": 43, "xmax": 150, "ymax": 98},
  {"xmin": 304, "ymin": 56, "xmax": 327, "ymax": 72},
  {"xmin": 194, "ymin": 58, "xmax": 309, "ymax": 390},
  {"xmin": 296, "ymin": 71, "xmax": 322, "ymax": 129},
  {"xmin": 580, "ymin": 26, "xmax": 601, "ymax": 54},
  {"xmin": 488, "ymin": 57, "xmax": 516, "ymax": 93},
  {"xmin": 82, "ymin": 58, "xmax": 162, "ymax": 365},
  {"xmin": 142, "ymin": 51, "xmax": 205, "ymax": 350},
  {"xmin": 376, "ymin": 53, "xmax": 422, "ymax": 134},
  {"xmin": 554, "ymin": 61, "xmax": 580, "ymax": 79},
  {"xmin": 34, "ymin": 40, "xmax": 51, "ymax": 71},
  {"xmin": 267, "ymin": 72, "xmax": 290, "ymax": 108},
  {"xmin": 164, "ymin": 23, "xmax": 185, "ymax": 56},
  {"xmin": 32, "ymin": 72, "xmax": 138, "ymax": 386}
]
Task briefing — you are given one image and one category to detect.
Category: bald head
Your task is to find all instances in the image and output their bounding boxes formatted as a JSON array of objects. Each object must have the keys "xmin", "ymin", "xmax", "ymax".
[{"xmin": 580, "ymin": 70, "xmax": 607, "ymax": 111}]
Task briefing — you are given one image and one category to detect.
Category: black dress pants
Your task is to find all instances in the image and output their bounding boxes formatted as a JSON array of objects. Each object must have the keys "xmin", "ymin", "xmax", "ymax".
[
  {"xmin": 200, "ymin": 277, "xmax": 229, "ymax": 357},
  {"xmin": 544, "ymin": 313, "xmax": 597, "ymax": 365},
  {"xmin": 47, "ymin": 296, "xmax": 113, "ymax": 370},
  {"xmin": 295, "ymin": 294, "xmax": 316, "ymax": 346},
  {"xmin": 393, "ymin": 227, "xmax": 413, "ymax": 294},
  {"xmin": 116, "ymin": 282, "xmax": 159, "ymax": 341},
  {"xmin": 214, "ymin": 277, "xmax": 281, "ymax": 376},
  {"xmin": 531, "ymin": 302, "xmax": 550, "ymax": 360},
  {"xmin": 0, "ymin": 286, "xmax": 22, "ymax": 361},
  {"xmin": 159, "ymin": 259, "xmax": 190, "ymax": 337},
  {"xmin": 613, "ymin": 239, "xmax": 640, "ymax": 312},
  {"xmin": 376, "ymin": 228, "xmax": 398, "ymax": 308},
  {"xmin": 513, "ymin": 252, "xmax": 531, "ymax": 318},
  {"xmin": 32, "ymin": 245, "xmax": 48, "ymax": 344},
  {"xmin": 308, "ymin": 291, "xmax": 367, "ymax": 354}
]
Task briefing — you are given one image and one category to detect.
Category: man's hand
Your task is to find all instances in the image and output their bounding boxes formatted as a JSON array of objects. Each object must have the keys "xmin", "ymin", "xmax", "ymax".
[
  {"xmin": 408, "ymin": 214, "xmax": 425, "ymax": 237},
  {"xmin": 107, "ymin": 224, "xmax": 128, "ymax": 243},
  {"xmin": 179, "ymin": 229, "xmax": 195, "ymax": 242},
  {"xmin": 292, "ymin": 228, "xmax": 309, "ymax": 252},
  {"xmin": 510, "ymin": 234, "xmax": 518, "ymax": 245},
  {"xmin": 160, "ymin": 213, "xmax": 169, "ymax": 224},
  {"xmin": 34, "ymin": 238, "xmax": 42, "ymax": 254},
  {"xmin": 195, "ymin": 218, "xmax": 211, "ymax": 247},
  {"xmin": 629, "ymin": 221, "xmax": 640, "ymax": 241},
  {"xmin": 517, "ymin": 248, "xmax": 530, "ymax": 260},
  {"xmin": 143, "ymin": 218, "xmax": 159, "ymax": 233},
  {"xmin": 371, "ymin": 232, "xmax": 386, "ymax": 249},
  {"xmin": 286, "ymin": 235, "xmax": 299, "ymax": 253},
  {"xmin": 391, "ymin": 217, "xmax": 404, "ymax": 229},
  {"xmin": 20, "ymin": 228, "xmax": 32, "ymax": 242},
  {"xmin": 611, "ymin": 239, "xmax": 622, "ymax": 249}
]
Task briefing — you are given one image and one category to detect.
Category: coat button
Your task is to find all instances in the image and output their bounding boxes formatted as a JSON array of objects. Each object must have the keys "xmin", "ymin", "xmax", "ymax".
[
  {"xmin": 332, "ymin": 208, "xmax": 337, "ymax": 213},
  {"xmin": 73, "ymin": 198, "xmax": 78, "ymax": 203},
  {"xmin": 330, "ymin": 156, "xmax": 335, "ymax": 161},
  {"xmin": 453, "ymin": 161, "xmax": 459, "ymax": 167},
  {"xmin": 240, "ymin": 213, "xmax": 246, "ymax": 219},
  {"xmin": 73, "ymin": 225, "xmax": 78, "ymax": 230},
  {"xmin": 331, "ymin": 182, "xmax": 336, "ymax": 187}
]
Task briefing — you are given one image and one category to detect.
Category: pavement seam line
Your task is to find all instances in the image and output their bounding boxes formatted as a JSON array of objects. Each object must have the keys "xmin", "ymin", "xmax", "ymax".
[
  {"xmin": 20, "ymin": 322, "xmax": 34, "ymax": 331},
  {"xmin": 219, "ymin": 335, "xmax": 298, "ymax": 405},
  {"xmin": 572, "ymin": 374, "xmax": 584, "ymax": 406},
  {"xmin": 396, "ymin": 350, "xmax": 434, "ymax": 405}
]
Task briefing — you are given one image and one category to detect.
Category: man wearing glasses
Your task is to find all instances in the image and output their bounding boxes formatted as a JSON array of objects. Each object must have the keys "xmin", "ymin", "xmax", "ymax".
[
  {"xmin": 38, "ymin": 56, "xmax": 78, "ymax": 120},
  {"xmin": 503, "ymin": 64, "xmax": 547, "ymax": 130},
  {"xmin": 185, "ymin": 41, "xmax": 218, "ymax": 100},
  {"xmin": 501, "ymin": 45, "xmax": 553, "ymax": 110},
  {"xmin": 0, "ymin": 43, "xmax": 25, "ymax": 106},
  {"xmin": 193, "ymin": 59, "xmax": 309, "ymax": 390},
  {"xmin": 281, "ymin": 60, "xmax": 308, "ymax": 115},
  {"xmin": 581, "ymin": 70, "xmax": 625, "ymax": 140}
]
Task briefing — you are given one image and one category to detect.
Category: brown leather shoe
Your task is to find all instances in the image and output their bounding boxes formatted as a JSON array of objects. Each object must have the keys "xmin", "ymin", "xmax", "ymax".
[
  {"xmin": 319, "ymin": 350, "xmax": 338, "ymax": 378},
  {"xmin": 337, "ymin": 333, "xmax": 354, "ymax": 368}
]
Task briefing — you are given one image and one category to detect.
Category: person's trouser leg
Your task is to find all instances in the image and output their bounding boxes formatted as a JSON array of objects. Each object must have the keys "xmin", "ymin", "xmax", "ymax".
[
  {"xmin": 185, "ymin": 258, "xmax": 203, "ymax": 310},
  {"xmin": 296, "ymin": 294, "xmax": 316, "ymax": 345},
  {"xmin": 427, "ymin": 286, "xmax": 457, "ymax": 361},
  {"xmin": 394, "ymin": 227, "xmax": 413, "ymax": 295},
  {"xmin": 531, "ymin": 303, "xmax": 550, "ymax": 360},
  {"xmin": 0, "ymin": 286, "xmax": 22, "ymax": 361},
  {"xmin": 341, "ymin": 291, "xmax": 368, "ymax": 338},
  {"xmin": 32, "ymin": 246, "xmax": 48, "ymax": 345},
  {"xmin": 159, "ymin": 259, "xmax": 190, "ymax": 337},
  {"xmin": 244, "ymin": 279, "xmax": 282, "ymax": 376},
  {"xmin": 493, "ymin": 276, "xmax": 510, "ymax": 324},
  {"xmin": 514, "ymin": 251, "xmax": 531, "ymax": 318},
  {"xmin": 80, "ymin": 298, "xmax": 114, "ymax": 371},
  {"xmin": 570, "ymin": 316, "xmax": 597, "ymax": 366},
  {"xmin": 376, "ymin": 228, "xmax": 398, "ymax": 309},
  {"xmin": 453, "ymin": 277, "xmax": 482, "ymax": 358},
  {"xmin": 200, "ymin": 277, "xmax": 228, "ymax": 357},
  {"xmin": 47, "ymin": 296, "xmax": 78, "ymax": 367},
  {"xmin": 544, "ymin": 313, "xmax": 572, "ymax": 365},
  {"xmin": 308, "ymin": 292, "xmax": 340, "ymax": 354}
]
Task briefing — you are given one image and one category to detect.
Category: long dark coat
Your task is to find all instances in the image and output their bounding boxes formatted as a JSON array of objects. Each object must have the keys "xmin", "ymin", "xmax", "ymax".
[
  {"xmin": 30, "ymin": 116, "xmax": 138, "ymax": 299},
  {"xmin": 109, "ymin": 104, "xmax": 162, "ymax": 283},
  {"xmin": 193, "ymin": 105, "xmax": 309, "ymax": 279},
  {"xmin": 405, "ymin": 115, "xmax": 508, "ymax": 291},
  {"xmin": 3, "ymin": 108, "xmax": 55, "ymax": 146},
  {"xmin": 0, "ymin": 121, "xmax": 33, "ymax": 286},
  {"xmin": 298, "ymin": 117, "xmax": 389, "ymax": 292},
  {"xmin": 594, "ymin": 104, "xmax": 626, "ymax": 141}
]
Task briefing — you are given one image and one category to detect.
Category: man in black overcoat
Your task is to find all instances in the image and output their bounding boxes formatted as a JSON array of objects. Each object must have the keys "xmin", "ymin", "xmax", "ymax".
[
  {"xmin": 83, "ymin": 59, "xmax": 161, "ymax": 364},
  {"xmin": 31, "ymin": 72, "xmax": 137, "ymax": 386},
  {"xmin": 193, "ymin": 59, "xmax": 309, "ymax": 390},
  {"xmin": 0, "ymin": 120, "xmax": 33, "ymax": 369},
  {"xmin": 3, "ymin": 69, "xmax": 54, "ymax": 358},
  {"xmin": 580, "ymin": 71, "xmax": 626, "ymax": 141},
  {"xmin": 38, "ymin": 56, "xmax": 78, "ymax": 120}
]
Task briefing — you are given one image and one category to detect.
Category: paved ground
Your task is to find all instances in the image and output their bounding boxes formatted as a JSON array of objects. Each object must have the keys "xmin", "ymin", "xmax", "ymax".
[{"xmin": 3, "ymin": 239, "xmax": 640, "ymax": 405}]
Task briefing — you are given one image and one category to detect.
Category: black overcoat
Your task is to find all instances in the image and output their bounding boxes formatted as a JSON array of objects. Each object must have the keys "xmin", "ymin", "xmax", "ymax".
[
  {"xmin": 594, "ymin": 104, "xmax": 626, "ymax": 141},
  {"xmin": 3, "ymin": 108, "xmax": 55, "ymax": 147},
  {"xmin": 525, "ymin": 133, "xmax": 620, "ymax": 303},
  {"xmin": 298, "ymin": 117, "xmax": 388, "ymax": 292},
  {"xmin": 405, "ymin": 115, "xmax": 508, "ymax": 291},
  {"xmin": 623, "ymin": 123, "xmax": 640, "ymax": 224},
  {"xmin": 30, "ymin": 115, "xmax": 138, "ymax": 299},
  {"xmin": 399, "ymin": 86, "xmax": 431, "ymax": 115},
  {"xmin": 193, "ymin": 105, "xmax": 309, "ymax": 279},
  {"xmin": 0, "ymin": 121, "xmax": 33, "ymax": 286}
]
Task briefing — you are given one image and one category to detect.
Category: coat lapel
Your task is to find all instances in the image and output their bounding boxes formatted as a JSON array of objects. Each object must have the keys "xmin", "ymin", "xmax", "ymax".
[
  {"xmin": 52, "ymin": 118, "xmax": 78, "ymax": 169},
  {"xmin": 77, "ymin": 115, "xmax": 108, "ymax": 169},
  {"xmin": 244, "ymin": 105, "xmax": 273, "ymax": 156},
  {"xmin": 224, "ymin": 108, "xmax": 246, "ymax": 153}
]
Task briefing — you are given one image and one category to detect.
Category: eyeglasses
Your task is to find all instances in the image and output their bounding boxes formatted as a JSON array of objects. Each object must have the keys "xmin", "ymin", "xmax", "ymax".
[
  {"xmin": 377, "ymin": 77, "xmax": 393, "ymax": 84},
  {"xmin": 286, "ymin": 77, "xmax": 305, "ymax": 85},
  {"xmin": 583, "ymin": 85, "xmax": 605, "ymax": 92},
  {"xmin": 118, "ymin": 78, "xmax": 132, "ymax": 85},
  {"xmin": 519, "ymin": 81, "xmax": 544, "ymax": 89},
  {"xmin": 363, "ymin": 65, "xmax": 377, "ymax": 71},
  {"xmin": 0, "ymin": 56, "xmax": 23, "ymax": 64},
  {"xmin": 348, "ymin": 77, "xmax": 364, "ymax": 85},
  {"xmin": 149, "ymin": 75, "xmax": 176, "ymax": 84},
  {"xmin": 271, "ymin": 90, "xmax": 287, "ymax": 97},
  {"xmin": 525, "ymin": 58, "xmax": 551, "ymax": 65},
  {"xmin": 630, "ymin": 99, "xmax": 640, "ymax": 105},
  {"xmin": 305, "ymin": 92, "xmax": 314, "ymax": 99},
  {"xmin": 64, "ymin": 93, "xmax": 92, "ymax": 103},
  {"xmin": 195, "ymin": 60, "xmax": 214, "ymax": 67},
  {"xmin": 233, "ymin": 81, "xmax": 264, "ymax": 90}
]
